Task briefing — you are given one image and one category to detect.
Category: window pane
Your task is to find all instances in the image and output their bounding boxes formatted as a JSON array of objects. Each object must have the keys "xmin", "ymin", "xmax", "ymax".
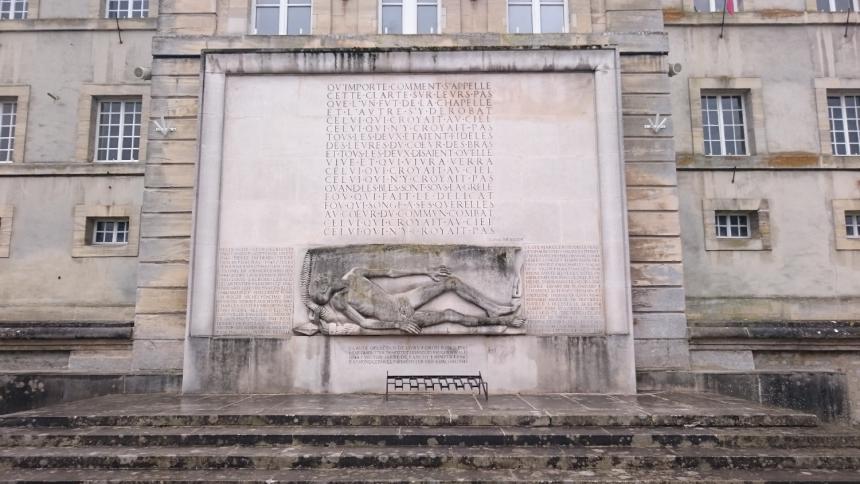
[
  {"xmin": 287, "ymin": 5, "xmax": 311, "ymax": 34},
  {"xmin": 255, "ymin": 6, "xmax": 280, "ymax": 34},
  {"xmin": 417, "ymin": 5, "xmax": 438, "ymax": 33},
  {"xmin": 540, "ymin": 4, "xmax": 565, "ymax": 33},
  {"xmin": 833, "ymin": 0, "xmax": 854, "ymax": 11},
  {"xmin": 694, "ymin": 0, "xmax": 712, "ymax": 11},
  {"xmin": 381, "ymin": 5, "xmax": 402, "ymax": 33},
  {"xmin": 508, "ymin": 4, "xmax": 533, "ymax": 33}
]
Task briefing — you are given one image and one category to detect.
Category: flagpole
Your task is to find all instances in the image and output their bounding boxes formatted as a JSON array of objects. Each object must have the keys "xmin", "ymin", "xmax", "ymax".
[
  {"xmin": 719, "ymin": 0, "xmax": 728, "ymax": 39},
  {"xmin": 845, "ymin": 9, "xmax": 852, "ymax": 38}
]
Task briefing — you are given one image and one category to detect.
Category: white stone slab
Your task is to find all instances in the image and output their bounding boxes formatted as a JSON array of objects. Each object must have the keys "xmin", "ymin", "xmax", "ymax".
[{"xmin": 186, "ymin": 49, "xmax": 635, "ymax": 394}]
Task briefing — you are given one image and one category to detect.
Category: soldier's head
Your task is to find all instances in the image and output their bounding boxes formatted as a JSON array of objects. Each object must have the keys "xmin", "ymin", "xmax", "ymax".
[{"xmin": 310, "ymin": 273, "xmax": 345, "ymax": 305}]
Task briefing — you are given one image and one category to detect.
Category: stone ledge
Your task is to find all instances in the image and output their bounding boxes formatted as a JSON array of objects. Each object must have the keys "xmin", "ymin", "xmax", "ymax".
[
  {"xmin": 0, "ymin": 322, "xmax": 133, "ymax": 341},
  {"xmin": 637, "ymin": 369, "xmax": 849, "ymax": 421},
  {"xmin": 153, "ymin": 33, "xmax": 669, "ymax": 57},
  {"xmin": 0, "ymin": 372, "xmax": 181, "ymax": 415},
  {"xmin": 677, "ymin": 153, "xmax": 860, "ymax": 170},
  {"xmin": 0, "ymin": 18, "xmax": 156, "ymax": 32},
  {"xmin": 690, "ymin": 321, "xmax": 860, "ymax": 341},
  {"xmin": 0, "ymin": 163, "xmax": 145, "ymax": 177},
  {"xmin": 664, "ymin": 10, "xmax": 860, "ymax": 26}
]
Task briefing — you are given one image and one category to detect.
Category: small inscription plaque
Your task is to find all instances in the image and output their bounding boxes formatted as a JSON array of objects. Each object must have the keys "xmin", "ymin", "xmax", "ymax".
[
  {"xmin": 323, "ymin": 81, "xmax": 495, "ymax": 239},
  {"xmin": 348, "ymin": 344, "xmax": 469, "ymax": 365},
  {"xmin": 215, "ymin": 248, "xmax": 294, "ymax": 336},
  {"xmin": 524, "ymin": 245, "xmax": 604, "ymax": 335}
]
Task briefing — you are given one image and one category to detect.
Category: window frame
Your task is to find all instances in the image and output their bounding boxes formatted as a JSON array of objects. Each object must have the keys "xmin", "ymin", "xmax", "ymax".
[
  {"xmin": 92, "ymin": 97, "xmax": 143, "ymax": 163},
  {"xmin": 105, "ymin": 0, "xmax": 150, "ymax": 19},
  {"xmin": 693, "ymin": 0, "xmax": 743, "ymax": 13},
  {"xmin": 0, "ymin": 98, "xmax": 17, "ymax": 163},
  {"xmin": 689, "ymin": 78, "xmax": 766, "ymax": 158},
  {"xmin": 507, "ymin": 0, "xmax": 569, "ymax": 34},
  {"xmin": 0, "ymin": 0, "xmax": 27, "ymax": 19},
  {"xmin": 378, "ymin": 0, "xmax": 441, "ymax": 34},
  {"xmin": 833, "ymin": 200, "xmax": 860, "ymax": 250},
  {"xmin": 714, "ymin": 211, "xmax": 751, "ymax": 239},
  {"xmin": 0, "ymin": 86, "xmax": 29, "ymax": 164},
  {"xmin": 846, "ymin": 212, "xmax": 860, "ymax": 238},
  {"xmin": 815, "ymin": 0, "xmax": 858, "ymax": 12},
  {"xmin": 703, "ymin": 199, "xmax": 771, "ymax": 251},
  {"xmin": 701, "ymin": 93, "xmax": 750, "ymax": 157},
  {"xmin": 76, "ymin": 85, "xmax": 149, "ymax": 164},
  {"xmin": 91, "ymin": 218, "xmax": 130, "ymax": 246},
  {"xmin": 72, "ymin": 205, "xmax": 140, "ymax": 258},
  {"xmin": 827, "ymin": 93, "xmax": 860, "ymax": 156},
  {"xmin": 252, "ymin": 0, "xmax": 313, "ymax": 35}
]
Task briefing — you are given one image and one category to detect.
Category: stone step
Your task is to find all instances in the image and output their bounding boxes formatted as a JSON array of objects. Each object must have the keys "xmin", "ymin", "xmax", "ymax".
[
  {"xmin": 1, "ymin": 445, "xmax": 859, "ymax": 471},
  {"xmin": 0, "ymin": 413, "xmax": 818, "ymax": 429},
  {"xmin": 0, "ymin": 393, "xmax": 818, "ymax": 429},
  {"xmin": 2, "ymin": 467, "xmax": 860, "ymax": 483},
  {"xmin": 0, "ymin": 425, "xmax": 856, "ymax": 449}
]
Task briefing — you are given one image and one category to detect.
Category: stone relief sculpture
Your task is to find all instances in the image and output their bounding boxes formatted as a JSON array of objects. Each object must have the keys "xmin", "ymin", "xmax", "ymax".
[{"xmin": 294, "ymin": 245, "xmax": 525, "ymax": 336}]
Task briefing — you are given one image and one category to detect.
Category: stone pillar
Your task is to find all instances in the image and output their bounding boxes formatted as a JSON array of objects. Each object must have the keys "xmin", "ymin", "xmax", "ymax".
[{"xmin": 612, "ymin": 0, "xmax": 690, "ymax": 370}]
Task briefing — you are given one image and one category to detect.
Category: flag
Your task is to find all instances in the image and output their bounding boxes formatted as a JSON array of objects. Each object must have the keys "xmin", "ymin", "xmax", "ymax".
[{"xmin": 725, "ymin": 0, "xmax": 735, "ymax": 15}]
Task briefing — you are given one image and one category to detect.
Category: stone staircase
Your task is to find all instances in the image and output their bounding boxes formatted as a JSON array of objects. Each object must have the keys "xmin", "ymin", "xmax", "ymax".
[{"xmin": 0, "ymin": 392, "xmax": 858, "ymax": 482}]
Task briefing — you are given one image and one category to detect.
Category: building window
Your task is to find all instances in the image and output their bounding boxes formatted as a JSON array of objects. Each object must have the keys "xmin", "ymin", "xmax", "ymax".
[
  {"xmin": 380, "ymin": 0, "xmax": 438, "ymax": 34},
  {"xmin": 0, "ymin": 99, "xmax": 16, "ymax": 163},
  {"xmin": 73, "ymin": 205, "xmax": 139, "ymax": 257},
  {"xmin": 91, "ymin": 218, "xmax": 130, "ymax": 245},
  {"xmin": 254, "ymin": 0, "xmax": 312, "ymax": 35},
  {"xmin": 508, "ymin": 0, "xmax": 566, "ymax": 33},
  {"xmin": 703, "ymin": 199, "xmax": 770, "ymax": 251},
  {"xmin": 94, "ymin": 99, "xmax": 142, "ymax": 162},
  {"xmin": 846, "ymin": 212, "xmax": 860, "ymax": 238},
  {"xmin": 0, "ymin": 0, "xmax": 26, "ymax": 19},
  {"xmin": 816, "ymin": 0, "xmax": 857, "ymax": 11},
  {"xmin": 715, "ymin": 212, "xmax": 750, "ymax": 238},
  {"xmin": 702, "ymin": 94, "xmax": 748, "ymax": 156},
  {"xmin": 827, "ymin": 95, "xmax": 860, "ymax": 156},
  {"xmin": 693, "ymin": 0, "xmax": 742, "ymax": 12},
  {"xmin": 106, "ymin": 0, "xmax": 149, "ymax": 18}
]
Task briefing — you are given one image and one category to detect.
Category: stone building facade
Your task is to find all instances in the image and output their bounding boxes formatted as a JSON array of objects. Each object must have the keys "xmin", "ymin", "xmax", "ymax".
[{"xmin": 0, "ymin": 0, "xmax": 856, "ymax": 418}]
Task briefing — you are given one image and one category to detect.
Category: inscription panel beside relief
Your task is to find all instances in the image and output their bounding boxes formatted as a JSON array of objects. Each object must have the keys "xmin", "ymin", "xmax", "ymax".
[{"xmin": 215, "ymin": 72, "xmax": 606, "ymax": 336}]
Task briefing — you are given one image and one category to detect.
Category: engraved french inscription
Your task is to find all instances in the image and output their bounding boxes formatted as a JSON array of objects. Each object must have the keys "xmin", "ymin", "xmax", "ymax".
[
  {"xmin": 523, "ymin": 245, "xmax": 604, "ymax": 335},
  {"xmin": 348, "ymin": 344, "xmax": 469, "ymax": 365},
  {"xmin": 215, "ymin": 248, "xmax": 294, "ymax": 336},
  {"xmin": 323, "ymin": 81, "xmax": 495, "ymax": 239}
]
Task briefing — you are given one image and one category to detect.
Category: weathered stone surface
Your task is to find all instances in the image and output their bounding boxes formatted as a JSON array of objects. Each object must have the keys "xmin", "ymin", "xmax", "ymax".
[
  {"xmin": 632, "ymin": 287, "xmax": 686, "ymax": 312},
  {"xmin": 630, "ymin": 262, "xmax": 684, "ymax": 286},
  {"xmin": 638, "ymin": 370, "xmax": 850, "ymax": 421},
  {"xmin": 629, "ymin": 237, "xmax": 683, "ymax": 262},
  {"xmin": 634, "ymin": 339, "xmax": 690, "ymax": 368},
  {"xmin": 137, "ymin": 263, "xmax": 189, "ymax": 288},
  {"xmin": 135, "ymin": 288, "xmax": 188, "ymax": 314},
  {"xmin": 633, "ymin": 312, "xmax": 688, "ymax": 339},
  {"xmin": 139, "ymin": 238, "xmax": 190, "ymax": 263},
  {"xmin": 142, "ymin": 188, "xmax": 194, "ymax": 214}
]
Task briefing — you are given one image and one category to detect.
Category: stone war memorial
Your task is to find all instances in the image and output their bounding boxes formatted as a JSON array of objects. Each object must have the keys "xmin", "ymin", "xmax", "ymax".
[
  {"xmin": 186, "ymin": 50, "xmax": 636, "ymax": 394},
  {"xmin": 1, "ymin": 0, "xmax": 859, "ymax": 480}
]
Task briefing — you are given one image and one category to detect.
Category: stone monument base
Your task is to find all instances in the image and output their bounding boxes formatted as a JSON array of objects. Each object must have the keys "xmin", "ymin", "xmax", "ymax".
[{"xmin": 182, "ymin": 334, "xmax": 635, "ymax": 394}]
